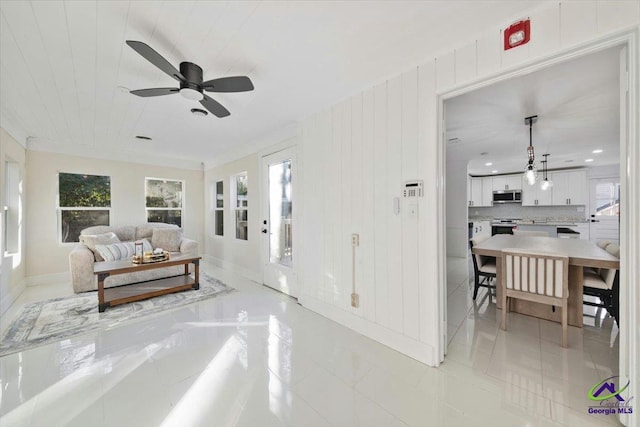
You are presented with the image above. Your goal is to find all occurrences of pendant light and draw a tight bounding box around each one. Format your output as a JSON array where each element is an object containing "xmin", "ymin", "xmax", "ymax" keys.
[
  {"xmin": 523, "ymin": 115, "xmax": 538, "ymax": 186},
  {"xmin": 540, "ymin": 153, "xmax": 553, "ymax": 191}
]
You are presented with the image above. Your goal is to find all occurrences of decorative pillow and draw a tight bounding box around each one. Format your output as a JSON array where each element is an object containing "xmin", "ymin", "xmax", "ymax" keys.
[
  {"xmin": 135, "ymin": 223, "xmax": 179, "ymax": 240},
  {"xmin": 151, "ymin": 228, "xmax": 183, "ymax": 252},
  {"xmin": 79, "ymin": 232, "xmax": 120, "ymax": 262},
  {"xmin": 95, "ymin": 239, "xmax": 153, "ymax": 262}
]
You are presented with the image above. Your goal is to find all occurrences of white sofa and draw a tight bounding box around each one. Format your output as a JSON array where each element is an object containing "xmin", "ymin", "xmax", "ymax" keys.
[{"xmin": 69, "ymin": 223, "xmax": 198, "ymax": 293}]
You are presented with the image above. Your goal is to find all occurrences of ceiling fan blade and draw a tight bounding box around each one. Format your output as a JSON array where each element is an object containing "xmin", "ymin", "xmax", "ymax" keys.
[
  {"xmin": 201, "ymin": 76, "xmax": 254, "ymax": 93},
  {"xmin": 130, "ymin": 88, "xmax": 179, "ymax": 97},
  {"xmin": 200, "ymin": 94, "xmax": 230, "ymax": 118},
  {"xmin": 126, "ymin": 40, "xmax": 185, "ymax": 82}
]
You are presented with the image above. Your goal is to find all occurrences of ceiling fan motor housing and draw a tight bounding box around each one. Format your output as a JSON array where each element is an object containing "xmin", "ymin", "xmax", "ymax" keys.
[{"xmin": 179, "ymin": 62, "xmax": 203, "ymax": 91}]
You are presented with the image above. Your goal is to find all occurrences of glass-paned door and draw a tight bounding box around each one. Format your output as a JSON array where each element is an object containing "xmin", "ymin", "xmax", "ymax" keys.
[
  {"xmin": 261, "ymin": 148, "xmax": 297, "ymax": 297},
  {"xmin": 589, "ymin": 178, "xmax": 620, "ymax": 244}
]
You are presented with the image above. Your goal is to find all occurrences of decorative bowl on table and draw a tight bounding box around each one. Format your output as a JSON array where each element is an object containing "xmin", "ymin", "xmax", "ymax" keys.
[{"xmin": 133, "ymin": 249, "xmax": 170, "ymax": 264}]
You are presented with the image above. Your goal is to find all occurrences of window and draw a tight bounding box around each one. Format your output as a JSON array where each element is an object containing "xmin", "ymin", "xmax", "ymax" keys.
[
  {"xmin": 213, "ymin": 180, "xmax": 224, "ymax": 236},
  {"xmin": 231, "ymin": 172, "xmax": 248, "ymax": 240},
  {"xmin": 145, "ymin": 178, "xmax": 183, "ymax": 227},
  {"xmin": 58, "ymin": 173, "xmax": 111, "ymax": 243},
  {"xmin": 4, "ymin": 160, "xmax": 20, "ymax": 254}
]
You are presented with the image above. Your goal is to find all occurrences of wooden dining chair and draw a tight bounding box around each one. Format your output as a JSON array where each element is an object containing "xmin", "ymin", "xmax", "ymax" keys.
[
  {"xmin": 583, "ymin": 243, "xmax": 620, "ymax": 325},
  {"xmin": 501, "ymin": 249, "xmax": 570, "ymax": 347},
  {"xmin": 469, "ymin": 236, "xmax": 497, "ymax": 300},
  {"xmin": 512, "ymin": 230, "xmax": 549, "ymax": 237}
]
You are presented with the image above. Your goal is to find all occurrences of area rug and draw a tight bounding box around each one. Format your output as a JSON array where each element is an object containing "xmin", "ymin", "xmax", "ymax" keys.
[{"xmin": 0, "ymin": 273, "xmax": 234, "ymax": 357}]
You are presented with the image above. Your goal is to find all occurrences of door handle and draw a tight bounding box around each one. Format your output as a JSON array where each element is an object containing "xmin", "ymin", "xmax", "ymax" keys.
[
  {"xmin": 590, "ymin": 219, "xmax": 600, "ymax": 223},
  {"xmin": 261, "ymin": 228, "xmax": 268, "ymax": 234}
]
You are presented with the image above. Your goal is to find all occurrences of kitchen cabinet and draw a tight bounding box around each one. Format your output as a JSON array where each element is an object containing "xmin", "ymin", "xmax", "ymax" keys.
[
  {"xmin": 565, "ymin": 223, "xmax": 590, "ymax": 240},
  {"xmin": 492, "ymin": 174, "xmax": 522, "ymax": 192},
  {"xmin": 469, "ymin": 177, "xmax": 492, "ymax": 207},
  {"xmin": 472, "ymin": 220, "xmax": 491, "ymax": 238},
  {"xmin": 551, "ymin": 170, "xmax": 587, "ymax": 205},
  {"xmin": 516, "ymin": 224, "xmax": 558, "ymax": 237},
  {"xmin": 522, "ymin": 176, "xmax": 552, "ymax": 206}
]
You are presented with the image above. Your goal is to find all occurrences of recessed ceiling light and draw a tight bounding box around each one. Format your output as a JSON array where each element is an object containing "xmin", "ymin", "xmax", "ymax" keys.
[
  {"xmin": 592, "ymin": 149, "xmax": 603, "ymax": 154},
  {"xmin": 485, "ymin": 162, "xmax": 493, "ymax": 166},
  {"xmin": 135, "ymin": 135, "xmax": 152, "ymax": 141},
  {"xmin": 491, "ymin": 170, "xmax": 498, "ymax": 174},
  {"xmin": 190, "ymin": 108, "xmax": 208, "ymax": 117},
  {"xmin": 585, "ymin": 158, "xmax": 594, "ymax": 163}
]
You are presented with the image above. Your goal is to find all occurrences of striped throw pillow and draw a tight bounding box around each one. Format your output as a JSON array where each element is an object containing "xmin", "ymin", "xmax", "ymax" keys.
[{"xmin": 95, "ymin": 239, "xmax": 152, "ymax": 262}]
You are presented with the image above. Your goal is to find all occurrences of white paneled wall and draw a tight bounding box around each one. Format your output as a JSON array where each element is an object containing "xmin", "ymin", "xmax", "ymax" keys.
[
  {"xmin": 298, "ymin": 1, "xmax": 638, "ymax": 365},
  {"xmin": 301, "ymin": 62, "xmax": 440, "ymax": 361}
]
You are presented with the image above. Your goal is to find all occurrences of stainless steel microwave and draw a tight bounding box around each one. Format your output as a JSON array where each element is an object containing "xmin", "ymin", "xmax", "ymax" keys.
[{"xmin": 492, "ymin": 190, "xmax": 522, "ymax": 204}]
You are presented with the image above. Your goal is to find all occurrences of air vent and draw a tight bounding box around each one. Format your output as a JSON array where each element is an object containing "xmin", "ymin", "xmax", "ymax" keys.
[{"xmin": 135, "ymin": 135, "xmax": 152, "ymax": 141}]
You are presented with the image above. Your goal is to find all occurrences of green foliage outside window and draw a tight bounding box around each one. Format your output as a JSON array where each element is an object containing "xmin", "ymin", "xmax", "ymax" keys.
[
  {"xmin": 59, "ymin": 173, "xmax": 111, "ymax": 207},
  {"xmin": 58, "ymin": 173, "xmax": 111, "ymax": 242}
]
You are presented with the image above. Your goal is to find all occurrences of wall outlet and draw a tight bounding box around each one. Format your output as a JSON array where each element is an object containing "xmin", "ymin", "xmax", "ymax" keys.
[
  {"xmin": 351, "ymin": 233, "xmax": 360, "ymax": 247},
  {"xmin": 351, "ymin": 293, "xmax": 360, "ymax": 307}
]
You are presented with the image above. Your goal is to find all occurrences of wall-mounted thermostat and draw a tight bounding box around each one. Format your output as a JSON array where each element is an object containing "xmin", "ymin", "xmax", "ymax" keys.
[{"xmin": 403, "ymin": 180, "xmax": 423, "ymax": 198}]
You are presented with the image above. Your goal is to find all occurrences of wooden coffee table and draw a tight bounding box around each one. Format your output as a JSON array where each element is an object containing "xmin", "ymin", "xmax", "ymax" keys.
[{"xmin": 93, "ymin": 254, "xmax": 201, "ymax": 312}]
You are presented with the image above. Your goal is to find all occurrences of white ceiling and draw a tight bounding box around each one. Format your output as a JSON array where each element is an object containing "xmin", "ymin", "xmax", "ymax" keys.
[
  {"xmin": 446, "ymin": 46, "xmax": 621, "ymax": 176},
  {"xmin": 0, "ymin": 0, "xmax": 545, "ymax": 168}
]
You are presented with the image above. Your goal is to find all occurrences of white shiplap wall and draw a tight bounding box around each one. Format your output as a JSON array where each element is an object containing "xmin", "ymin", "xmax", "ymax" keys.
[{"xmin": 298, "ymin": 1, "xmax": 639, "ymax": 365}]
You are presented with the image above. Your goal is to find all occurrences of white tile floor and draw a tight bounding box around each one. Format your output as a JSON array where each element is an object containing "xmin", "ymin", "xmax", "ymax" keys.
[{"xmin": 0, "ymin": 260, "xmax": 621, "ymax": 427}]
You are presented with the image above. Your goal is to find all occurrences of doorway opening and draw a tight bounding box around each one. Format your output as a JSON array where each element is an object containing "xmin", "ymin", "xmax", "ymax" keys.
[{"xmin": 438, "ymin": 31, "xmax": 637, "ymax": 427}]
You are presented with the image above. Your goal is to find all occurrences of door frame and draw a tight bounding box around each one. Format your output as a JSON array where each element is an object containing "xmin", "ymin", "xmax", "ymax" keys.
[
  {"xmin": 259, "ymin": 145, "xmax": 299, "ymax": 297},
  {"xmin": 436, "ymin": 29, "xmax": 638, "ymax": 426}
]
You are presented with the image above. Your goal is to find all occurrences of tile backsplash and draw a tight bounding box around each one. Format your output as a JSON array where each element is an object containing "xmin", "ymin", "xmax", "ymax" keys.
[{"xmin": 468, "ymin": 204, "xmax": 587, "ymax": 221}]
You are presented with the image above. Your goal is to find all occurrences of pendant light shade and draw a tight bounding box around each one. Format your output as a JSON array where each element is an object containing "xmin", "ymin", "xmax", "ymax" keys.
[
  {"xmin": 540, "ymin": 153, "xmax": 553, "ymax": 190},
  {"xmin": 523, "ymin": 115, "xmax": 538, "ymax": 186}
]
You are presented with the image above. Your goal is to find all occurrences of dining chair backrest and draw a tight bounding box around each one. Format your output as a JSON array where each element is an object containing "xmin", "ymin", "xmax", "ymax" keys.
[
  {"xmin": 598, "ymin": 243, "xmax": 620, "ymax": 289},
  {"xmin": 503, "ymin": 249, "xmax": 569, "ymax": 298},
  {"xmin": 470, "ymin": 235, "xmax": 491, "ymax": 266},
  {"xmin": 605, "ymin": 243, "xmax": 620, "ymax": 258},
  {"xmin": 597, "ymin": 240, "xmax": 613, "ymax": 249},
  {"xmin": 513, "ymin": 230, "xmax": 549, "ymax": 237}
]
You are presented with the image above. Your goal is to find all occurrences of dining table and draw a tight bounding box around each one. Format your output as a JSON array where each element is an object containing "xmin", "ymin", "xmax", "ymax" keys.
[{"xmin": 471, "ymin": 235, "xmax": 620, "ymax": 327}]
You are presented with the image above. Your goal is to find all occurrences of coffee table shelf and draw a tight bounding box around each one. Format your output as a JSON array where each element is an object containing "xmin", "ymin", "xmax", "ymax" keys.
[{"xmin": 94, "ymin": 255, "xmax": 201, "ymax": 312}]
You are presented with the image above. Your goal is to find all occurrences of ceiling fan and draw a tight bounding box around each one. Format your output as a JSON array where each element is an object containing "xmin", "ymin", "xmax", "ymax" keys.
[{"xmin": 126, "ymin": 40, "xmax": 254, "ymax": 118}]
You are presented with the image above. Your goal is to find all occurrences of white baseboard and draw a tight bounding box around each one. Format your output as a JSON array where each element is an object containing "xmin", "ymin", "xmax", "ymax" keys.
[
  {"xmin": 300, "ymin": 294, "xmax": 438, "ymax": 367},
  {"xmin": 202, "ymin": 254, "xmax": 261, "ymax": 283},
  {"xmin": 25, "ymin": 272, "xmax": 71, "ymax": 287},
  {"xmin": 0, "ymin": 279, "xmax": 25, "ymax": 317}
]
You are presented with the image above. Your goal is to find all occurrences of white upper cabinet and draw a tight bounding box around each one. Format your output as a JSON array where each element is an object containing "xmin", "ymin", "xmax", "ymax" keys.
[
  {"xmin": 491, "ymin": 174, "xmax": 522, "ymax": 192},
  {"xmin": 522, "ymin": 176, "xmax": 553, "ymax": 206},
  {"xmin": 469, "ymin": 177, "xmax": 492, "ymax": 207},
  {"xmin": 506, "ymin": 175, "xmax": 522, "ymax": 191},
  {"xmin": 550, "ymin": 170, "xmax": 588, "ymax": 205},
  {"xmin": 481, "ymin": 177, "xmax": 493, "ymax": 206}
]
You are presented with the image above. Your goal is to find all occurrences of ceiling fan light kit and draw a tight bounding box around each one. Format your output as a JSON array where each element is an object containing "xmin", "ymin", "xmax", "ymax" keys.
[
  {"xmin": 190, "ymin": 108, "xmax": 208, "ymax": 117},
  {"xmin": 523, "ymin": 115, "xmax": 538, "ymax": 186},
  {"xmin": 126, "ymin": 40, "xmax": 254, "ymax": 118}
]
